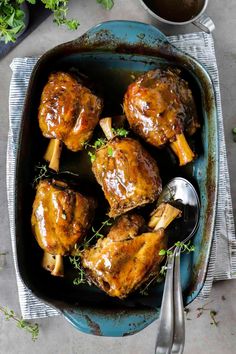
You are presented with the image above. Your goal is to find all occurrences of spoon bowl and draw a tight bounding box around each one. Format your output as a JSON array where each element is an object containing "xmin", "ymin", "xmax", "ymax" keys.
[{"xmin": 158, "ymin": 177, "xmax": 200, "ymax": 247}]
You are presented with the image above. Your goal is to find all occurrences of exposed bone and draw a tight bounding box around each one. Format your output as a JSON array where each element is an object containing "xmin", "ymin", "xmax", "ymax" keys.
[
  {"xmin": 42, "ymin": 252, "xmax": 56, "ymax": 272},
  {"xmin": 51, "ymin": 255, "xmax": 64, "ymax": 277},
  {"xmin": 42, "ymin": 252, "xmax": 64, "ymax": 277},
  {"xmin": 170, "ymin": 133, "xmax": 195, "ymax": 166},
  {"xmin": 148, "ymin": 202, "xmax": 182, "ymax": 231},
  {"xmin": 44, "ymin": 138, "xmax": 62, "ymax": 172},
  {"xmin": 99, "ymin": 117, "xmax": 115, "ymax": 140}
]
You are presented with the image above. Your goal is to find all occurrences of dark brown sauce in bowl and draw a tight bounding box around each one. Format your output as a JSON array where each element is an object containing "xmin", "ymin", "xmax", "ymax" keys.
[{"xmin": 143, "ymin": 0, "xmax": 204, "ymax": 23}]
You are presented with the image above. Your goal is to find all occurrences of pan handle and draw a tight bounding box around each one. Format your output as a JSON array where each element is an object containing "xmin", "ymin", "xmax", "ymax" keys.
[{"xmin": 73, "ymin": 20, "xmax": 170, "ymax": 50}]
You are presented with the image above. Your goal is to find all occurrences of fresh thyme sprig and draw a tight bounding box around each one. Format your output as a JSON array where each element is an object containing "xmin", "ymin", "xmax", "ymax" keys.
[
  {"xmin": 158, "ymin": 241, "xmax": 195, "ymax": 257},
  {"xmin": 84, "ymin": 138, "xmax": 107, "ymax": 151},
  {"xmin": 112, "ymin": 127, "xmax": 129, "ymax": 137},
  {"xmin": 83, "ymin": 219, "xmax": 112, "ymax": 248},
  {"xmin": 32, "ymin": 163, "xmax": 51, "ymax": 187},
  {"xmin": 88, "ymin": 151, "xmax": 96, "ymax": 163},
  {"xmin": 93, "ymin": 138, "xmax": 107, "ymax": 149},
  {"xmin": 85, "ymin": 127, "xmax": 129, "ymax": 163},
  {"xmin": 84, "ymin": 138, "xmax": 107, "ymax": 163},
  {"xmin": 139, "ymin": 275, "xmax": 161, "ymax": 296},
  {"xmin": 0, "ymin": 306, "xmax": 39, "ymax": 341},
  {"xmin": 196, "ymin": 301, "xmax": 219, "ymax": 326},
  {"xmin": 69, "ymin": 253, "xmax": 87, "ymax": 286},
  {"xmin": 70, "ymin": 219, "xmax": 113, "ymax": 285},
  {"xmin": 139, "ymin": 241, "xmax": 195, "ymax": 296}
]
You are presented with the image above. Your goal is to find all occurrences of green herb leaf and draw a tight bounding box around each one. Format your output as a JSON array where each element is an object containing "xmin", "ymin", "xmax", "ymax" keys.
[
  {"xmin": 210, "ymin": 310, "xmax": 219, "ymax": 326},
  {"xmin": 83, "ymin": 219, "xmax": 112, "ymax": 248},
  {"xmin": 41, "ymin": 0, "xmax": 79, "ymax": 30},
  {"xmin": 108, "ymin": 146, "xmax": 113, "ymax": 157},
  {"xmin": 70, "ymin": 220, "xmax": 112, "ymax": 285},
  {"xmin": 0, "ymin": 306, "xmax": 39, "ymax": 341},
  {"xmin": 160, "ymin": 266, "xmax": 168, "ymax": 275},
  {"xmin": 112, "ymin": 127, "xmax": 129, "ymax": 137},
  {"xmin": 139, "ymin": 240, "xmax": 195, "ymax": 296},
  {"xmin": 97, "ymin": 0, "xmax": 114, "ymax": 10},
  {"xmin": 159, "ymin": 249, "xmax": 166, "ymax": 256},
  {"xmin": 94, "ymin": 138, "xmax": 107, "ymax": 149},
  {"xmin": 88, "ymin": 151, "xmax": 96, "ymax": 163},
  {"xmin": 32, "ymin": 163, "xmax": 51, "ymax": 187},
  {"xmin": 69, "ymin": 255, "xmax": 87, "ymax": 285}
]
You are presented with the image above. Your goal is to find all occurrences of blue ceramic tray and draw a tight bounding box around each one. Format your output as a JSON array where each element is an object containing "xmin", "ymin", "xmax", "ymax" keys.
[{"xmin": 15, "ymin": 21, "xmax": 218, "ymax": 336}]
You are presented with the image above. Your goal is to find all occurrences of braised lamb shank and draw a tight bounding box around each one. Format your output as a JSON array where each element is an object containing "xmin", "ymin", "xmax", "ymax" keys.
[
  {"xmin": 82, "ymin": 203, "xmax": 181, "ymax": 298},
  {"xmin": 38, "ymin": 72, "xmax": 103, "ymax": 171},
  {"xmin": 91, "ymin": 117, "xmax": 162, "ymax": 217},
  {"xmin": 124, "ymin": 69, "xmax": 200, "ymax": 166},
  {"xmin": 31, "ymin": 179, "xmax": 96, "ymax": 276}
]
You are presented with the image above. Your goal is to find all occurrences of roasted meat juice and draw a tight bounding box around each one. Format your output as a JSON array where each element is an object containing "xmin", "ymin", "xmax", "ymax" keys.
[{"xmin": 144, "ymin": 0, "xmax": 204, "ymax": 22}]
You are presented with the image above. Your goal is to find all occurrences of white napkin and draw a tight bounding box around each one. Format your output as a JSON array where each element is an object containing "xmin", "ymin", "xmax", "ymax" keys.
[{"xmin": 7, "ymin": 32, "xmax": 236, "ymax": 319}]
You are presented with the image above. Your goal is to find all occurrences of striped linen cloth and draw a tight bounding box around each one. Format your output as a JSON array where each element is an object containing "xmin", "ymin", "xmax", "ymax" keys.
[{"xmin": 7, "ymin": 32, "xmax": 236, "ymax": 319}]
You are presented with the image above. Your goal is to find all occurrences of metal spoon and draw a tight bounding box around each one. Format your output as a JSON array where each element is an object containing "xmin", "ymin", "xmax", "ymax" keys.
[{"xmin": 155, "ymin": 177, "xmax": 200, "ymax": 354}]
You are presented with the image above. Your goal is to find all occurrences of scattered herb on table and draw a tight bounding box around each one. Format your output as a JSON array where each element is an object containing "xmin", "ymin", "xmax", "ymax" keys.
[
  {"xmin": 196, "ymin": 301, "xmax": 219, "ymax": 326},
  {"xmin": 0, "ymin": 0, "xmax": 114, "ymax": 43},
  {"xmin": 196, "ymin": 300, "xmax": 213, "ymax": 318},
  {"xmin": 41, "ymin": 0, "xmax": 79, "ymax": 29},
  {"xmin": 0, "ymin": 253, "xmax": 38, "ymax": 339},
  {"xmin": 210, "ymin": 310, "xmax": 219, "ymax": 326},
  {"xmin": 232, "ymin": 127, "xmax": 236, "ymax": 142},
  {"xmin": 0, "ymin": 251, "xmax": 7, "ymax": 270},
  {"xmin": 0, "ymin": 305, "xmax": 39, "ymax": 341},
  {"xmin": 97, "ymin": 0, "xmax": 114, "ymax": 10},
  {"xmin": 184, "ymin": 308, "xmax": 192, "ymax": 320}
]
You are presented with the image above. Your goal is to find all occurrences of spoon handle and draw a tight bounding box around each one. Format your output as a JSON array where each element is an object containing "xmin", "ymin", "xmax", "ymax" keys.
[
  {"xmin": 171, "ymin": 247, "xmax": 185, "ymax": 354},
  {"xmin": 155, "ymin": 253, "xmax": 175, "ymax": 354}
]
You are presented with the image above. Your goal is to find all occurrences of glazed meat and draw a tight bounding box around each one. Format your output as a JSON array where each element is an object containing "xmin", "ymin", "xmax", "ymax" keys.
[
  {"xmin": 82, "ymin": 213, "xmax": 166, "ymax": 298},
  {"xmin": 31, "ymin": 179, "xmax": 96, "ymax": 276},
  {"xmin": 38, "ymin": 71, "xmax": 103, "ymax": 171},
  {"xmin": 82, "ymin": 204, "xmax": 181, "ymax": 298},
  {"xmin": 124, "ymin": 69, "xmax": 200, "ymax": 166},
  {"xmin": 92, "ymin": 118, "xmax": 162, "ymax": 217}
]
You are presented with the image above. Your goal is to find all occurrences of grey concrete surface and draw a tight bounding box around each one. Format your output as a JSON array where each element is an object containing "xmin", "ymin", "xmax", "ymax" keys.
[{"xmin": 0, "ymin": 1, "xmax": 236, "ymax": 353}]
